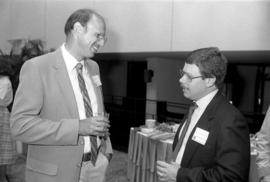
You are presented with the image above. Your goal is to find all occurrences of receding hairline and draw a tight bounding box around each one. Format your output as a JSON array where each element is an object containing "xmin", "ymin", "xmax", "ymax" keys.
[{"xmin": 64, "ymin": 8, "xmax": 106, "ymax": 36}]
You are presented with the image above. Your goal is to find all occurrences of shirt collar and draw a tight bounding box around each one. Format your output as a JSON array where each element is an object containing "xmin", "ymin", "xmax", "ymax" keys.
[
  {"xmin": 195, "ymin": 89, "xmax": 218, "ymax": 110},
  {"xmin": 61, "ymin": 43, "xmax": 84, "ymax": 72}
]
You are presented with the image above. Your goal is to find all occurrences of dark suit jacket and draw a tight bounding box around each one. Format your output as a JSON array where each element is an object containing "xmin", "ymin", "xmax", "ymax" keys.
[
  {"xmin": 10, "ymin": 48, "xmax": 112, "ymax": 182},
  {"xmin": 172, "ymin": 92, "xmax": 250, "ymax": 182}
]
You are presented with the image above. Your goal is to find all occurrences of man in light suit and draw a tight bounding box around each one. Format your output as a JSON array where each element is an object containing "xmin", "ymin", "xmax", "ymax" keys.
[
  {"xmin": 157, "ymin": 47, "xmax": 250, "ymax": 182},
  {"xmin": 10, "ymin": 8, "xmax": 112, "ymax": 182}
]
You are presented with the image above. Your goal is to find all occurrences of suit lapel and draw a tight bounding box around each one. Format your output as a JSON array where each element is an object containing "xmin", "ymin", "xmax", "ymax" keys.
[
  {"xmin": 53, "ymin": 49, "xmax": 79, "ymax": 118},
  {"xmin": 180, "ymin": 92, "xmax": 223, "ymax": 166}
]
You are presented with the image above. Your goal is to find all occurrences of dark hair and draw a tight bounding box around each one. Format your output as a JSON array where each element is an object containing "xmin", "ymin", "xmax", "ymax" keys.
[
  {"xmin": 185, "ymin": 47, "xmax": 227, "ymax": 88},
  {"xmin": 64, "ymin": 8, "xmax": 104, "ymax": 36},
  {"xmin": 0, "ymin": 56, "xmax": 17, "ymax": 76}
]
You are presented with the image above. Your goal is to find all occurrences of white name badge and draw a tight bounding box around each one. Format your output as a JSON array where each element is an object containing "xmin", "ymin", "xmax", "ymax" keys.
[
  {"xmin": 192, "ymin": 127, "xmax": 209, "ymax": 145},
  {"xmin": 92, "ymin": 75, "xmax": 102, "ymax": 86}
]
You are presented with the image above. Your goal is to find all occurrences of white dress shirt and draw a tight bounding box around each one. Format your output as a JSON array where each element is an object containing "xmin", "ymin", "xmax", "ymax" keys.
[
  {"xmin": 175, "ymin": 89, "xmax": 218, "ymax": 164},
  {"xmin": 61, "ymin": 44, "xmax": 100, "ymax": 153}
]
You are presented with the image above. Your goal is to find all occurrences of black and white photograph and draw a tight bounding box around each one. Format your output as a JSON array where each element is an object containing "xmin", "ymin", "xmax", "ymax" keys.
[{"xmin": 0, "ymin": 0, "xmax": 270, "ymax": 182}]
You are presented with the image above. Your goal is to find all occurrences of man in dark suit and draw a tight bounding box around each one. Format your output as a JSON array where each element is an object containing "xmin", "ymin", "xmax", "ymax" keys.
[
  {"xmin": 11, "ymin": 9, "xmax": 112, "ymax": 182},
  {"xmin": 157, "ymin": 47, "xmax": 250, "ymax": 182}
]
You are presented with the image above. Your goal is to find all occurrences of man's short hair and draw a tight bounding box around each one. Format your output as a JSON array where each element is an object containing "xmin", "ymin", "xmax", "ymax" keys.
[
  {"xmin": 64, "ymin": 8, "xmax": 104, "ymax": 36},
  {"xmin": 185, "ymin": 47, "xmax": 228, "ymax": 88}
]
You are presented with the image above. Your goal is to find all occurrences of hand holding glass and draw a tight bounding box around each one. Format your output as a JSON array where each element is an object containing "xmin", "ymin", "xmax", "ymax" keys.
[{"xmin": 94, "ymin": 112, "xmax": 110, "ymax": 138}]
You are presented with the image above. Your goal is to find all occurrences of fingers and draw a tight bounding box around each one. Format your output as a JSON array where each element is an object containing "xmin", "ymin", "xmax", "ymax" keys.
[
  {"xmin": 157, "ymin": 168, "xmax": 167, "ymax": 181},
  {"xmin": 90, "ymin": 117, "xmax": 110, "ymax": 128},
  {"xmin": 90, "ymin": 126, "xmax": 109, "ymax": 137},
  {"xmin": 156, "ymin": 160, "xmax": 171, "ymax": 181},
  {"xmin": 79, "ymin": 117, "xmax": 110, "ymax": 136},
  {"xmin": 95, "ymin": 122, "xmax": 110, "ymax": 134},
  {"xmin": 89, "ymin": 117, "xmax": 110, "ymax": 137},
  {"xmin": 156, "ymin": 161, "xmax": 166, "ymax": 176},
  {"xmin": 95, "ymin": 115, "xmax": 110, "ymax": 123},
  {"xmin": 156, "ymin": 168, "xmax": 163, "ymax": 176},
  {"xmin": 157, "ymin": 160, "xmax": 169, "ymax": 168},
  {"xmin": 156, "ymin": 171, "xmax": 164, "ymax": 180}
]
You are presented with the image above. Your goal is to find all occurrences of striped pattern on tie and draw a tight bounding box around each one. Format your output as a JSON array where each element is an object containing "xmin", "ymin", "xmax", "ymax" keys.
[{"xmin": 76, "ymin": 63, "xmax": 98, "ymax": 166}]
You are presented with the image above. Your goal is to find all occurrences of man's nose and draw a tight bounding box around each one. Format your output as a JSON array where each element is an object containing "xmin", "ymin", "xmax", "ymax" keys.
[{"xmin": 179, "ymin": 75, "xmax": 185, "ymax": 83}]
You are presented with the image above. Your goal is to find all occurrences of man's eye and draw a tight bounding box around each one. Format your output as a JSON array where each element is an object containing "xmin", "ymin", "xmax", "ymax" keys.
[{"xmin": 96, "ymin": 33, "xmax": 104, "ymax": 38}]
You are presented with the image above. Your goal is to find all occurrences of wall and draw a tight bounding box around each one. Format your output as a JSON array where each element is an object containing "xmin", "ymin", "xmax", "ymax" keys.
[
  {"xmin": 1, "ymin": 0, "xmax": 269, "ymax": 116},
  {"xmin": 1, "ymin": 0, "xmax": 270, "ymax": 52},
  {"xmin": 0, "ymin": 1, "xmax": 11, "ymax": 53},
  {"xmin": 172, "ymin": 1, "xmax": 270, "ymax": 51},
  {"xmin": 146, "ymin": 57, "xmax": 189, "ymax": 116},
  {"xmin": 94, "ymin": 0, "xmax": 173, "ymax": 52}
]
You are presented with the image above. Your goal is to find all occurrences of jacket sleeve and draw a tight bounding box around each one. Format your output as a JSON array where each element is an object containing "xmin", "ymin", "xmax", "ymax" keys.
[
  {"xmin": 256, "ymin": 106, "xmax": 270, "ymax": 178},
  {"xmin": 10, "ymin": 60, "xmax": 79, "ymax": 146}
]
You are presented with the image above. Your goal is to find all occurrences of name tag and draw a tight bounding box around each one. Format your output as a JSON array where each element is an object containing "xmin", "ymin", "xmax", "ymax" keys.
[
  {"xmin": 192, "ymin": 127, "xmax": 209, "ymax": 145},
  {"xmin": 92, "ymin": 75, "xmax": 102, "ymax": 86}
]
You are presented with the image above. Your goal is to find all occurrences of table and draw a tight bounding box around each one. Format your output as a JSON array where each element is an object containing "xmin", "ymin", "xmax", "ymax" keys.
[
  {"xmin": 127, "ymin": 127, "xmax": 174, "ymax": 182},
  {"xmin": 127, "ymin": 128, "xmax": 260, "ymax": 182}
]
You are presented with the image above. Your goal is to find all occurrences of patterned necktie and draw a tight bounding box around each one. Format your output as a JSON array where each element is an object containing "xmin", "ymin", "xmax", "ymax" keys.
[
  {"xmin": 76, "ymin": 63, "xmax": 98, "ymax": 166},
  {"xmin": 172, "ymin": 102, "xmax": 198, "ymax": 161}
]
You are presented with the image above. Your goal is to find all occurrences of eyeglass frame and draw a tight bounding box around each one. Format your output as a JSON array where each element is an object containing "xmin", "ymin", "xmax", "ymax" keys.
[
  {"xmin": 95, "ymin": 33, "xmax": 107, "ymax": 43},
  {"xmin": 179, "ymin": 69, "xmax": 204, "ymax": 82}
]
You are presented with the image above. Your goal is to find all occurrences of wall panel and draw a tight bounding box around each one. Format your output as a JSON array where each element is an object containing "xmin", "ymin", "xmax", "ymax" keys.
[
  {"xmin": 93, "ymin": 0, "xmax": 173, "ymax": 52},
  {"xmin": 172, "ymin": 1, "xmax": 270, "ymax": 51}
]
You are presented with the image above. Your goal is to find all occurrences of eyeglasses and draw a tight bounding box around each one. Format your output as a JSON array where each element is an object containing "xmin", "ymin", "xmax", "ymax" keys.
[
  {"xmin": 179, "ymin": 69, "xmax": 203, "ymax": 82},
  {"xmin": 96, "ymin": 33, "xmax": 107, "ymax": 43}
]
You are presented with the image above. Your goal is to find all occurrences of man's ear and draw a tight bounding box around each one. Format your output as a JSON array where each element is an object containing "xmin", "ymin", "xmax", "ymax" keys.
[
  {"xmin": 73, "ymin": 22, "xmax": 84, "ymax": 34},
  {"xmin": 206, "ymin": 77, "xmax": 216, "ymax": 88}
]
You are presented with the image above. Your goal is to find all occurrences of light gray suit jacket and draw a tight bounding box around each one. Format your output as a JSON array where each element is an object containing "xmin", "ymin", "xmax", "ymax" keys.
[{"xmin": 10, "ymin": 48, "xmax": 112, "ymax": 182}]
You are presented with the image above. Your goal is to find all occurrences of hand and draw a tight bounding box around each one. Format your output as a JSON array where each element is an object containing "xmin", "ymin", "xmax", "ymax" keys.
[
  {"xmin": 78, "ymin": 115, "xmax": 110, "ymax": 137},
  {"xmin": 156, "ymin": 160, "xmax": 179, "ymax": 182},
  {"xmin": 95, "ymin": 113, "xmax": 110, "ymax": 138},
  {"xmin": 261, "ymin": 175, "xmax": 270, "ymax": 182}
]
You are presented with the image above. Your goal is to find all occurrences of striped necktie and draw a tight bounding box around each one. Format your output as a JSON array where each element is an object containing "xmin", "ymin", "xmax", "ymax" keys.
[
  {"xmin": 76, "ymin": 63, "xmax": 98, "ymax": 166},
  {"xmin": 171, "ymin": 102, "xmax": 198, "ymax": 161}
]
